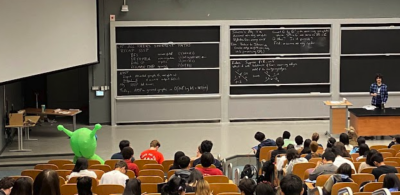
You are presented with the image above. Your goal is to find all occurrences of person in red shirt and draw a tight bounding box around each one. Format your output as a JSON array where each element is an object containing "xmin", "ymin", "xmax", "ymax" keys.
[
  {"xmin": 195, "ymin": 152, "xmax": 223, "ymax": 176},
  {"xmin": 122, "ymin": 146, "xmax": 139, "ymax": 176},
  {"xmin": 140, "ymin": 140, "xmax": 164, "ymax": 164}
]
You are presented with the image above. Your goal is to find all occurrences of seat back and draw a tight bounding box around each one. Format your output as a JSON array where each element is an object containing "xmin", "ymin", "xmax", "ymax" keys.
[
  {"xmin": 59, "ymin": 176, "xmax": 66, "ymax": 187},
  {"xmin": 396, "ymin": 167, "xmax": 400, "ymax": 173},
  {"xmin": 218, "ymin": 193, "xmax": 241, "ymax": 195},
  {"xmin": 381, "ymin": 152, "xmax": 393, "ymax": 159},
  {"xmin": 48, "ymin": 160, "xmax": 73, "ymax": 169},
  {"xmin": 259, "ymin": 146, "xmax": 278, "ymax": 162},
  {"xmin": 105, "ymin": 159, "xmax": 120, "ymax": 169},
  {"xmin": 56, "ymin": 170, "xmax": 71, "ymax": 180},
  {"xmin": 363, "ymin": 182, "xmax": 383, "ymax": 192},
  {"xmin": 93, "ymin": 184, "xmax": 125, "ymax": 195},
  {"xmin": 370, "ymin": 145, "xmax": 387, "ymax": 151},
  {"xmin": 353, "ymin": 193, "xmax": 372, "ymax": 195},
  {"xmin": 331, "ymin": 182, "xmax": 359, "ymax": 195},
  {"xmin": 384, "ymin": 157, "xmax": 400, "ymax": 167},
  {"xmin": 87, "ymin": 169, "xmax": 105, "ymax": 179},
  {"xmin": 209, "ymin": 183, "xmax": 239, "ymax": 195},
  {"xmin": 378, "ymin": 148, "xmax": 397, "ymax": 157},
  {"xmin": 162, "ymin": 160, "xmax": 174, "ymax": 173},
  {"xmin": 308, "ymin": 158, "xmax": 322, "ymax": 164},
  {"xmin": 384, "ymin": 161, "xmax": 399, "ymax": 167},
  {"xmin": 292, "ymin": 163, "xmax": 316, "ymax": 181},
  {"xmin": 89, "ymin": 164, "xmax": 112, "ymax": 172},
  {"xmin": 315, "ymin": 174, "xmax": 332, "ymax": 187},
  {"xmin": 353, "ymin": 162, "xmax": 362, "ymax": 173},
  {"xmin": 351, "ymin": 174, "xmax": 375, "ymax": 187},
  {"xmin": 351, "ymin": 153, "xmax": 360, "ymax": 162},
  {"xmin": 304, "ymin": 168, "xmax": 314, "ymax": 180},
  {"xmin": 34, "ymin": 164, "xmax": 59, "ymax": 170},
  {"xmin": 62, "ymin": 164, "xmax": 75, "ymax": 170},
  {"xmin": 195, "ymin": 164, "xmax": 216, "ymax": 169},
  {"xmin": 137, "ymin": 176, "xmax": 164, "ymax": 183},
  {"xmin": 141, "ymin": 183, "xmax": 159, "ymax": 193},
  {"xmin": 67, "ymin": 177, "xmax": 99, "ymax": 187},
  {"xmin": 126, "ymin": 170, "xmax": 136, "ymax": 178},
  {"xmin": 360, "ymin": 168, "xmax": 375, "ymax": 174},
  {"xmin": 204, "ymin": 175, "xmax": 229, "ymax": 183},
  {"xmin": 378, "ymin": 173, "xmax": 400, "ymax": 182},
  {"xmin": 135, "ymin": 160, "xmax": 158, "ymax": 170},
  {"xmin": 139, "ymin": 169, "xmax": 165, "ymax": 178},
  {"xmin": 21, "ymin": 169, "xmax": 42, "ymax": 180},
  {"xmin": 88, "ymin": 160, "xmax": 101, "ymax": 167},
  {"xmin": 143, "ymin": 164, "xmax": 164, "ymax": 171},
  {"xmin": 60, "ymin": 184, "xmax": 78, "ymax": 195},
  {"xmin": 390, "ymin": 145, "xmax": 400, "ymax": 153}
]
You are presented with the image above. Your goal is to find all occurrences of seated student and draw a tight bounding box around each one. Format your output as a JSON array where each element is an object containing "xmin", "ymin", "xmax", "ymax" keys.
[
  {"xmin": 195, "ymin": 179, "xmax": 212, "ymax": 195},
  {"xmin": 0, "ymin": 177, "xmax": 14, "ymax": 195},
  {"xmin": 100, "ymin": 160, "xmax": 129, "ymax": 187},
  {"xmin": 33, "ymin": 170, "xmax": 61, "ymax": 195},
  {"xmin": 305, "ymin": 141, "xmax": 322, "ymax": 161},
  {"xmin": 309, "ymin": 151, "xmax": 337, "ymax": 181},
  {"xmin": 280, "ymin": 174, "xmax": 304, "ymax": 195},
  {"xmin": 140, "ymin": 140, "xmax": 165, "ymax": 164},
  {"xmin": 77, "ymin": 177, "xmax": 94, "ymax": 195},
  {"xmin": 67, "ymin": 157, "xmax": 97, "ymax": 181},
  {"xmin": 335, "ymin": 142, "xmax": 351, "ymax": 158},
  {"xmin": 326, "ymin": 137, "xmax": 336, "ymax": 149},
  {"xmin": 300, "ymin": 139, "xmax": 312, "ymax": 154},
  {"xmin": 283, "ymin": 131, "xmax": 295, "ymax": 147},
  {"xmin": 312, "ymin": 133, "xmax": 323, "ymax": 148},
  {"xmin": 356, "ymin": 144, "xmax": 370, "ymax": 161},
  {"xmin": 253, "ymin": 132, "xmax": 276, "ymax": 161},
  {"xmin": 193, "ymin": 140, "xmax": 223, "ymax": 171},
  {"xmin": 10, "ymin": 177, "xmax": 32, "ymax": 195},
  {"xmin": 295, "ymin": 135, "xmax": 303, "ymax": 150},
  {"xmin": 350, "ymin": 137, "xmax": 366, "ymax": 154},
  {"xmin": 186, "ymin": 169, "xmax": 203, "ymax": 192},
  {"xmin": 258, "ymin": 159, "xmax": 279, "ymax": 191},
  {"xmin": 359, "ymin": 149, "xmax": 378, "ymax": 173},
  {"xmin": 122, "ymin": 147, "xmax": 139, "ymax": 177},
  {"xmin": 388, "ymin": 135, "xmax": 400, "ymax": 148},
  {"xmin": 255, "ymin": 182, "xmax": 275, "ymax": 195},
  {"xmin": 340, "ymin": 133, "xmax": 353, "ymax": 150},
  {"xmin": 195, "ymin": 152, "xmax": 223, "ymax": 176},
  {"xmin": 276, "ymin": 144, "xmax": 295, "ymax": 171},
  {"xmin": 371, "ymin": 153, "xmax": 398, "ymax": 180},
  {"xmin": 239, "ymin": 178, "xmax": 256, "ymax": 195},
  {"xmin": 123, "ymin": 178, "xmax": 141, "ymax": 195},
  {"xmin": 322, "ymin": 163, "xmax": 354, "ymax": 195},
  {"xmin": 332, "ymin": 143, "xmax": 356, "ymax": 173},
  {"xmin": 270, "ymin": 137, "xmax": 286, "ymax": 163},
  {"xmin": 169, "ymin": 156, "xmax": 191, "ymax": 181},
  {"xmin": 170, "ymin": 151, "xmax": 185, "ymax": 170},
  {"xmin": 111, "ymin": 140, "xmax": 134, "ymax": 162},
  {"xmin": 161, "ymin": 176, "xmax": 186, "ymax": 195},
  {"xmin": 383, "ymin": 173, "xmax": 400, "ymax": 192},
  {"xmin": 286, "ymin": 149, "xmax": 308, "ymax": 175}
]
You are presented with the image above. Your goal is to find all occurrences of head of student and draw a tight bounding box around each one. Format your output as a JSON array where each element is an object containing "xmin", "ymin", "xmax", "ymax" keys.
[
  {"xmin": 255, "ymin": 182, "xmax": 275, "ymax": 195},
  {"xmin": 283, "ymin": 131, "xmax": 291, "ymax": 140},
  {"xmin": 280, "ymin": 174, "xmax": 304, "ymax": 195},
  {"xmin": 295, "ymin": 136, "xmax": 303, "ymax": 146},
  {"xmin": 200, "ymin": 152, "xmax": 214, "ymax": 168},
  {"xmin": 161, "ymin": 176, "xmax": 186, "ymax": 195},
  {"xmin": 238, "ymin": 177, "xmax": 256, "ymax": 195},
  {"xmin": 287, "ymin": 144, "xmax": 295, "ymax": 150},
  {"xmin": 187, "ymin": 169, "xmax": 203, "ymax": 186},
  {"xmin": 0, "ymin": 177, "xmax": 15, "ymax": 195},
  {"xmin": 123, "ymin": 178, "xmax": 141, "ymax": 195},
  {"xmin": 150, "ymin": 140, "xmax": 161, "ymax": 150},
  {"xmin": 327, "ymin": 137, "xmax": 336, "ymax": 148},
  {"xmin": 200, "ymin": 140, "xmax": 213, "ymax": 154},
  {"xmin": 115, "ymin": 160, "xmax": 128, "ymax": 174},
  {"xmin": 357, "ymin": 137, "xmax": 366, "ymax": 146},
  {"xmin": 33, "ymin": 169, "xmax": 61, "ymax": 195},
  {"xmin": 178, "ymin": 156, "xmax": 190, "ymax": 169},
  {"xmin": 119, "ymin": 140, "xmax": 130, "ymax": 152},
  {"xmin": 276, "ymin": 137, "xmax": 284, "ymax": 149},
  {"xmin": 310, "ymin": 141, "xmax": 319, "ymax": 153},
  {"xmin": 376, "ymin": 73, "xmax": 383, "ymax": 84},
  {"xmin": 304, "ymin": 139, "xmax": 311, "ymax": 148},
  {"xmin": 396, "ymin": 136, "xmax": 400, "ymax": 144},
  {"xmin": 339, "ymin": 133, "xmax": 350, "ymax": 146},
  {"xmin": 77, "ymin": 177, "xmax": 93, "ymax": 195},
  {"xmin": 383, "ymin": 173, "xmax": 400, "ymax": 191},
  {"xmin": 322, "ymin": 151, "xmax": 335, "ymax": 164},
  {"xmin": 312, "ymin": 133, "xmax": 320, "ymax": 142},
  {"xmin": 371, "ymin": 153, "xmax": 384, "ymax": 166},
  {"xmin": 10, "ymin": 177, "xmax": 32, "ymax": 195},
  {"xmin": 333, "ymin": 142, "xmax": 350, "ymax": 157},
  {"xmin": 336, "ymin": 163, "xmax": 352, "ymax": 178},
  {"xmin": 122, "ymin": 147, "xmax": 134, "ymax": 160},
  {"xmin": 366, "ymin": 149, "xmax": 379, "ymax": 166},
  {"xmin": 196, "ymin": 179, "xmax": 211, "ymax": 195},
  {"xmin": 286, "ymin": 149, "xmax": 300, "ymax": 162},
  {"xmin": 358, "ymin": 144, "xmax": 370, "ymax": 157},
  {"xmin": 254, "ymin": 132, "xmax": 266, "ymax": 142},
  {"xmin": 173, "ymin": 151, "xmax": 185, "ymax": 168},
  {"xmin": 72, "ymin": 157, "xmax": 89, "ymax": 173}
]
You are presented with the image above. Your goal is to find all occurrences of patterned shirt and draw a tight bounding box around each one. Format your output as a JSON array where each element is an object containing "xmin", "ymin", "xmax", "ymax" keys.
[{"xmin": 370, "ymin": 83, "xmax": 388, "ymax": 105}]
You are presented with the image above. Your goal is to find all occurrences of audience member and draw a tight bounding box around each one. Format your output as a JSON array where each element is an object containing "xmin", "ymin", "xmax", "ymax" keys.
[
  {"xmin": 356, "ymin": 144, "xmax": 370, "ymax": 161},
  {"xmin": 111, "ymin": 140, "xmax": 135, "ymax": 162},
  {"xmin": 335, "ymin": 142, "xmax": 351, "ymax": 157},
  {"xmin": 123, "ymin": 178, "xmax": 141, "ymax": 195},
  {"xmin": 305, "ymin": 141, "xmax": 322, "ymax": 160},
  {"xmin": 255, "ymin": 182, "xmax": 275, "ymax": 195},
  {"xmin": 196, "ymin": 152, "xmax": 223, "ymax": 175},
  {"xmin": 359, "ymin": 149, "xmax": 378, "ymax": 173},
  {"xmin": 0, "ymin": 177, "xmax": 14, "ymax": 195},
  {"xmin": 295, "ymin": 135, "xmax": 303, "ymax": 150},
  {"xmin": 122, "ymin": 147, "xmax": 139, "ymax": 176},
  {"xmin": 332, "ymin": 144, "xmax": 356, "ymax": 173},
  {"xmin": 169, "ymin": 156, "xmax": 191, "ymax": 181},
  {"xmin": 195, "ymin": 180, "xmax": 212, "ymax": 195},
  {"xmin": 161, "ymin": 176, "xmax": 186, "ymax": 195},
  {"xmin": 271, "ymin": 137, "xmax": 286, "ymax": 163},
  {"xmin": 258, "ymin": 160, "xmax": 279, "ymax": 189},
  {"xmin": 186, "ymin": 169, "xmax": 203, "ymax": 192},
  {"xmin": 253, "ymin": 132, "xmax": 276, "ymax": 161},
  {"xmin": 193, "ymin": 140, "xmax": 223, "ymax": 171},
  {"xmin": 309, "ymin": 151, "xmax": 337, "ymax": 181},
  {"xmin": 238, "ymin": 178, "xmax": 256, "ymax": 195},
  {"xmin": 68, "ymin": 157, "xmax": 97, "ymax": 181},
  {"xmin": 326, "ymin": 137, "xmax": 336, "ymax": 149},
  {"xmin": 100, "ymin": 160, "xmax": 129, "ymax": 187},
  {"xmin": 388, "ymin": 136, "xmax": 400, "ymax": 148},
  {"xmin": 33, "ymin": 169, "xmax": 61, "ymax": 195},
  {"xmin": 170, "ymin": 151, "xmax": 185, "ymax": 170},
  {"xmin": 286, "ymin": 149, "xmax": 308, "ymax": 174},
  {"xmin": 283, "ymin": 131, "xmax": 295, "ymax": 147},
  {"xmin": 287, "ymin": 144, "xmax": 295, "ymax": 150},
  {"xmin": 280, "ymin": 174, "xmax": 304, "ymax": 195},
  {"xmin": 77, "ymin": 177, "xmax": 93, "ymax": 195},
  {"xmin": 340, "ymin": 133, "xmax": 353, "ymax": 150},
  {"xmin": 350, "ymin": 137, "xmax": 366, "ymax": 154},
  {"xmin": 371, "ymin": 153, "xmax": 398, "ymax": 180},
  {"xmin": 140, "ymin": 140, "xmax": 165, "ymax": 164},
  {"xmin": 312, "ymin": 132, "xmax": 323, "ymax": 147},
  {"xmin": 322, "ymin": 163, "xmax": 354, "ymax": 195},
  {"xmin": 383, "ymin": 173, "xmax": 400, "ymax": 192},
  {"xmin": 10, "ymin": 177, "xmax": 32, "ymax": 195},
  {"xmin": 300, "ymin": 139, "xmax": 312, "ymax": 154}
]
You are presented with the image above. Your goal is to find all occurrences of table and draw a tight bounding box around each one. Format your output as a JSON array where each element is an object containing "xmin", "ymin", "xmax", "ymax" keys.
[
  {"xmin": 6, "ymin": 116, "xmax": 40, "ymax": 152},
  {"xmin": 324, "ymin": 101, "xmax": 353, "ymax": 135},
  {"xmin": 349, "ymin": 107, "xmax": 400, "ymax": 136},
  {"xmin": 24, "ymin": 108, "xmax": 82, "ymax": 130}
]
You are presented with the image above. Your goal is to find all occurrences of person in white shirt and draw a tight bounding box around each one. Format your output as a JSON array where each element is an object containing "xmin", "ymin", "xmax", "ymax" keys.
[
  {"xmin": 286, "ymin": 148, "xmax": 308, "ymax": 174},
  {"xmin": 100, "ymin": 160, "xmax": 129, "ymax": 187},
  {"xmin": 67, "ymin": 158, "xmax": 97, "ymax": 181},
  {"xmin": 332, "ymin": 144, "xmax": 356, "ymax": 173}
]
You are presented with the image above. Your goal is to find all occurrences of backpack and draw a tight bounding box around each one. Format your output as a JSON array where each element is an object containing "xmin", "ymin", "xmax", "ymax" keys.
[
  {"xmin": 359, "ymin": 180, "xmax": 373, "ymax": 192},
  {"xmin": 241, "ymin": 164, "xmax": 257, "ymax": 179}
]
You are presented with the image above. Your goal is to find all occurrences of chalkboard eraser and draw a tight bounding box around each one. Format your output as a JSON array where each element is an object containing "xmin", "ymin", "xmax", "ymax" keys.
[
  {"xmin": 310, "ymin": 92, "xmax": 321, "ymax": 94},
  {"xmin": 168, "ymin": 41, "xmax": 173, "ymax": 43},
  {"xmin": 390, "ymin": 25, "xmax": 395, "ymax": 28},
  {"xmin": 280, "ymin": 27, "xmax": 285, "ymax": 29}
]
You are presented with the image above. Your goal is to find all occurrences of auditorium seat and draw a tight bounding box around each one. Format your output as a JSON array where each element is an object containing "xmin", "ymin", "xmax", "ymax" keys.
[
  {"xmin": 48, "ymin": 160, "xmax": 73, "ymax": 169},
  {"xmin": 143, "ymin": 164, "xmax": 164, "ymax": 171},
  {"xmin": 137, "ymin": 176, "xmax": 164, "ymax": 183},
  {"xmin": 21, "ymin": 169, "xmax": 42, "ymax": 180},
  {"xmin": 105, "ymin": 159, "xmax": 119, "ymax": 169},
  {"xmin": 60, "ymin": 184, "xmax": 78, "ymax": 195},
  {"xmin": 209, "ymin": 183, "xmax": 239, "ymax": 195},
  {"xmin": 351, "ymin": 174, "xmax": 375, "ymax": 188},
  {"xmin": 89, "ymin": 164, "xmax": 111, "ymax": 172},
  {"xmin": 331, "ymin": 182, "xmax": 358, "ymax": 195},
  {"xmin": 363, "ymin": 182, "xmax": 383, "ymax": 192},
  {"xmin": 139, "ymin": 169, "xmax": 164, "ymax": 178},
  {"xmin": 134, "ymin": 160, "xmax": 158, "ymax": 170},
  {"xmin": 204, "ymin": 175, "xmax": 229, "ymax": 183},
  {"xmin": 93, "ymin": 184, "xmax": 125, "ymax": 195},
  {"xmin": 162, "ymin": 160, "xmax": 174, "ymax": 173},
  {"xmin": 34, "ymin": 164, "xmax": 59, "ymax": 170}
]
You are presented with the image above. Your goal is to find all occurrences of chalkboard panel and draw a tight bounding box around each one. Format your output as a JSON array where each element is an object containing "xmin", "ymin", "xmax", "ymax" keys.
[
  {"xmin": 117, "ymin": 44, "xmax": 219, "ymax": 69},
  {"xmin": 231, "ymin": 58, "xmax": 330, "ymax": 85},
  {"xmin": 230, "ymin": 29, "xmax": 330, "ymax": 55},
  {"xmin": 341, "ymin": 29, "xmax": 400, "ymax": 54},
  {"xmin": 340, "ymin": 56, "xmax": 400, "ymax": 92},
  {"xmin": 116, "ymin": 26, "xmax": 220, "ymax": 43},
  {"xmin": 117, "ymin": 70, "xmax": 219, "ymax": 95},
  {"xmin": 231, "ymin": 85, "xmax": 330, "ymax": 94}
]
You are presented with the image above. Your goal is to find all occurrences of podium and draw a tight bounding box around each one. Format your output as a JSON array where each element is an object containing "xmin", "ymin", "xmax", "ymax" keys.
[{"xmin": 324, "ymin": 101, "xmax": 353, "ymax": 135}]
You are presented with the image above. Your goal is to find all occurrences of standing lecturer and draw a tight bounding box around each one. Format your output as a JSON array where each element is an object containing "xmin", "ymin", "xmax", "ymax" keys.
[{"xmin": 370, "ymin": 73, "xmax": 388, "ymax": 109}]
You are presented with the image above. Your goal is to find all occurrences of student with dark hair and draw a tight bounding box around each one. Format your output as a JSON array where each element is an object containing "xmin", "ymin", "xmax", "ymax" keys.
[
  {"xmin": 196, "ymin": 152, "xmax": 223, "ymax": 175},
  {"xmin": 255, "ymin": 182, "xmax": 275, "ymax": 195},
  {"xmin": 123, "ymin": 178, "xmax": 141, "ymax": 195},
  {"xmin": 111, "ymin": 140, "xmax": 135, "ymax": 162},
  {"xmin": 122, "ymin": 147, "xmax": 139, "ymax": 176},
  {"xmin": 100, "ymin": 160, "xmax": 129, "ymax": 187},
  {"xmin": 295, "ymin": 135, "xmax": 303, "ymax": 150},
  {"xmin": 77, "ymin": 177, "xmax": 93, "ymax": 195},
  {"xmin": 370, "ymin": 73, "xmax": 388, "ymax": 109},
  {"xmin": 68, "ymin": 157, "xmax": 97, "ymax": 181},
  {"xmin": 383, "ymin": 173, "xmax": 400, "ymax": 192},
  {"xmin": 33, "ymin": 170, "xmax": 61, "ymax": 195},
  {"xmin": 287, "ymin": 144, "xmax": 295, "ymax": 150},
  {"xmin": 301, "ymin": 139, "xmax": 312, "ymax": 154},
  {"xmin": 280, "ymin": 174, "xmax": 304, "ymax": 195},
  {"xmin": 286, "ymin": 149, "xmax": 308, "ymax": 175},
  {"xmin": 305, "ymin": 141, "xmax": 322, "ymax": 161},
  {"xmin": 322, "ymin": 163, "xmax": 354, "ymax": 195},
  {"xmin": 170, "ymin": 151, "xmax": 185, "ymax": 170},
  {"xmin": 283, "ymin": 131, "xmax": 294, "ymax": 147},
  {"xmin": 350, "ymin": 137, "xmax": 366, "ymax": 154},
  {"xmin": 309, "ymin": 152, "xmax": 337, "ymax": 181},
  {"xmin": 340, "ymin": 133, "xmax": 353, "ymax": 150},
  {"xmin": 0, "ymin": 177, "xmax": 14, "ymax": 195},
  {"xmin": 326, "ymin": 137, "xmax": 336, "ymax": 149},
  {"xmin": 253, "ymin": 132, "xmax": 276, "ymax": 161},
  {"xmin": 371, "ymin": 153, "xmax": 398, "ymax": 180},
  {"xmin": 10, "ymin": 177, "xmax": 32, "ymax": 195},
  {"xmin": 356, "ymin": 144, "xmax": 370, "ymax": 161},
  {"xmin": 140, "ymin": 140, "xmax": 164, "ymax": 164},
  {"xmin": 332, "ymin": 143, "xmax": 356, "ymax": 173},
  {"xmin": 238, "ymin": 178, "xmax": 256, "ymax": 195},
  {"xmin": 359, "ymin": 149, "xmax": 378, "ymax": 173},
  {"xmin": 162, "ymin": 176, "xmax": 186, "ymax": 195},
  {"xmin": 169, "ymin": 156, "xmax": 191, "ymax": 182},
  {"xmin": 271, "ymin": 137, "xmax": 286, "ymax": 163},
  {"xmin": 186, "ymin": 169, "xmax": 203, "ymax": 192},
  {"xmin": 335, "ymin": 142, "xmax": 351, "ymax": 157},
  {"xmin": 193, "ymin": 140, "xmax": 223, "ymax": 171},
  {"xmin": 388, "ymin": 136, "xmax": 400, "ymax": 148}
]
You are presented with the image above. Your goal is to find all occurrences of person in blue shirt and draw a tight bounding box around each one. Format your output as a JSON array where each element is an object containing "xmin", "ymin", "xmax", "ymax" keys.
[
  {"xmin": 370, "ymin": 73, "xmax": 388, "ymax": 109},
  {"xmin": 111, "ymin": 140, "xmax": 135, "ymax": 162}
]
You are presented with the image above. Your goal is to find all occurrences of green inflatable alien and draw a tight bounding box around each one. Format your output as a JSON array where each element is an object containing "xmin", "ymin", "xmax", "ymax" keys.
[{"xmin": 57, "ymin": 124, "xmax": 104, "ymax": 164}]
